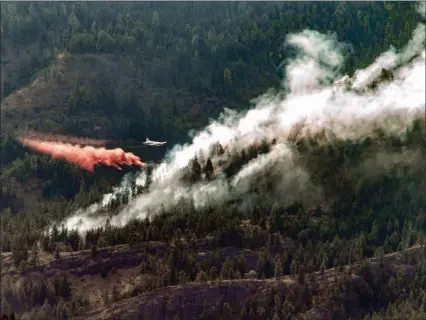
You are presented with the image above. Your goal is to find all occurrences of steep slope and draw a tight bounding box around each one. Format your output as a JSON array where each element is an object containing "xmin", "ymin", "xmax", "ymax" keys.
[
  {"xmin": 1, "ymin": 2, "xmax": 420, "ymax": 141},
  {"xmin": 1, "ymin": 242, "xmax": 424, "ymax": 320},
  {"xmin": 1, "ymin": 3, "xmax": 425, "ymax": 320},
  {"xmin": 0, "ymin": 2, "xmax": 421, "ymax": 218},
  {"xmin": 0, "ymin": 52, "xmax": 232, "ymax": 142}
]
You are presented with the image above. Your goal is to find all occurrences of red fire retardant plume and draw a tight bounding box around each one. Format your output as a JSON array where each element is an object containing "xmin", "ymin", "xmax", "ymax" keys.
[
  {"xmin": 17, "ymin": 137, "xmax": 147, "ymax": 172},
  {"xmin": 22, "ymin": 130, "xmax": 110, "ymax": 146}
]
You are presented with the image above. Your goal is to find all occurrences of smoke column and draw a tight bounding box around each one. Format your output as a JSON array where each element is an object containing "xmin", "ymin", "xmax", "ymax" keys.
[
  {"xmin": 58, "ymin": 3, "xmax": 425, "ymax": 234},
  {"xmin": 17, "ymin": 137, "xmax": 146, "ymax": 172}
]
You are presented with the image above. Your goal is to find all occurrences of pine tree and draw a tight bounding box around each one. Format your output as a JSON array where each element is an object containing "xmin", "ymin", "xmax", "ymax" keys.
[
  {"xmin": 290, "ymin": 259, "xmax": 298, "ymax": 276},
  {"xmin": 19, "ymin": 260, "xmax": 27, "ymax": 274},
  {"xmin": 270, "ymin": 203, "xmax": 281, "ymax": 232},
  {"xmin": 222, "ymin": 302, "xmax": 232, "ymax": 319},
  {"xmin": 200, "ymin": 299, "xmax": 209, "ymax": 319},
  {"xmin": 274, "ymin": 259, "xmax": 283, "ymax": 278},
  {"xmin": 55, "ymin": 246, "xmax": 61, "ymax": 260},
  {"xmin": 152, "ymin": 11, "xmax": 160, "ymax": 27},
  {"xmin": 224, "ymin": 68, "xmax": 232, "ymax": 85},
  {"xmin": 190, "ymin": 157, "xmax": 202, "ymax": 183},
  {"xmin": 204, "ymin": 158, "xmax": 214, "ymax": 181},
  {"xmin": 274, "ymin": 293, "xmax": 282, "ymax": 314},
  {"xmin": 91, "ymin": 245, "xmax": 98, "ymax": 258},
  {"xmin": 103, "ymin": 289, "xmax": 110, "ymax": 307},
  {"xmin": 220, "ymin": 257, "xmax": 233, "ymax": 280},
  {"xmin": 61, "ymin": 273, "xmax": 72, "ymax": 298},
  {"xmin": 169, "ymin": 267, "xmax": 178, "ymax": 286},
  {"xmin": 30, "ymin": 242, "xmax": 39, "ymax": 267},
  {"xmin": 387, "ymin": 276, "xmax": 397, "ymax": 299},
  {"xmin": 257, "ymin": 253, "xmax": 266, "ymax": 279},
  {"xmin": 11, "ymin": 236, "xmax": 28, "ymax": 266},
  {"xmin": 209, "ymin": 266, "xmax": 217, "ymax": 280},
  {"xmin": 112, "ymin": 285, "xmax": 119, "ymax": 302},
  {"xmin": 297, "ymin": 265, "xmax": 305, "ymax": 285},
  {"xmin": 196, "ymin": 271, "xmax": 208, "ymax": 283},
  {"xmin": 240, "ymin": 306, "xmax": 247, "ymax": 318},
  {"xmin": 320, "ymin": 257, "xmax": 326, "ymax": 275},
  {"xmin": 282, "ymin": 300, "xmax": 295, "ymax": 320},
  {"xmin": 178, "ymin": 270, "xmax": 187, "ymax": 284}
]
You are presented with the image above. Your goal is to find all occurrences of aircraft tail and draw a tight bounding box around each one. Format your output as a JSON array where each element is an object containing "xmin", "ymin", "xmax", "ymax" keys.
[{"xmin": 145, "ymin": 137, "xmax": 150, "ymax": 143}]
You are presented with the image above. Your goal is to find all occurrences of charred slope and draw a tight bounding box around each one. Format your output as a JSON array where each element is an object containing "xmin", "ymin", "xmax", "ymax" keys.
[{"xmin": 2, "ymin": 242, "xmax": 423, "ymax": 320}]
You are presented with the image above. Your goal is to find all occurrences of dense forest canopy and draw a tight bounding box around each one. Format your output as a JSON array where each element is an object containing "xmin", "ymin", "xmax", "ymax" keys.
[
  {"xmin": 0, "ymin": 1, "xmax": 421, "ymax": 141},
  {"xmin": 1, "ymin": 2, "xmax": 425, "ymax": 320}
]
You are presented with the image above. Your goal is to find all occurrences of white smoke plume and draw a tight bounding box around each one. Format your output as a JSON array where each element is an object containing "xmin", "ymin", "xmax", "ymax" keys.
[
  {"xmin": 417, "ymin": 0, "xmax": 425, "ymax": 18},
  {"xmin": 58, "ymin": 172, "xmax": 145, "ymax": 233},
  {"xmin": 355, "ymin": 149, "xmax": 424, "ymax": 181},
  {"xmin": 351, "ymin": 2, "xmax": 425, "ymax": 90},
  {"xmin": 284, "ymin": 30, "xmax": 348, "ymax": 93},
  {"xmin": 58, "ymin": 5, "xmax": 425, "ymax": 235}
]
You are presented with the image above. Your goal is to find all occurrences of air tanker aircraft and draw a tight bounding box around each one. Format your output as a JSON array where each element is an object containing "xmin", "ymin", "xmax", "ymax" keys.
[{"xmin": 143, "ymin": 137, "xmax": 167, "ymax": 146}]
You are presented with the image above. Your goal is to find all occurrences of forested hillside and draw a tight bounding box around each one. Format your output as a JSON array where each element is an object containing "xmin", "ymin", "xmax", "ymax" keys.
[
  {"xmin": 0, "ymin": 1, "xmax": 421, "ymax": 230},
  {"xmin": 0, "ymin": 2, "xmax": 420, "ymax": 139},
  {"xmin": 1, "ymin": 2, "xmax": 425, "ymax": 320}
]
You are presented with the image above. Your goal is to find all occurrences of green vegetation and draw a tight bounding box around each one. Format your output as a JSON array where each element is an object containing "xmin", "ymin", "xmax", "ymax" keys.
[
  {"xmin": 2, "ymin": 120, "xmax": 425, "ymax": 319},
  {"xmin": 0, "ymin": 2, "xmax": 421, "ymax": 139},
  {"xmin": 1, "ymin": 2, "xmax": 425, "ymax": 320}
]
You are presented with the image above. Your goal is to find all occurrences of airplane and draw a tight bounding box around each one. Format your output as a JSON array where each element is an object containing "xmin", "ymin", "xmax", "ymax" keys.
[{"xmin": 143, "ymin": 137, "xmax": 167, "ymax": 146}]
